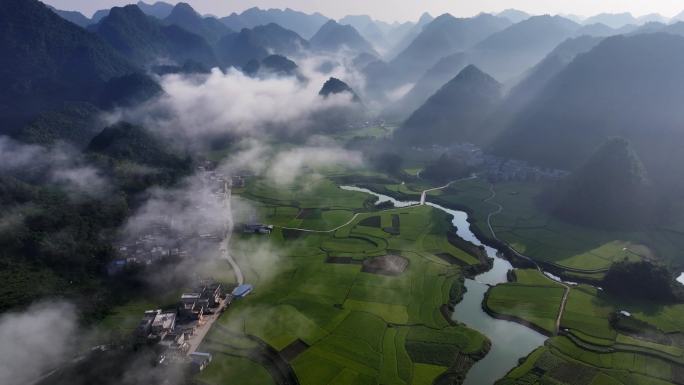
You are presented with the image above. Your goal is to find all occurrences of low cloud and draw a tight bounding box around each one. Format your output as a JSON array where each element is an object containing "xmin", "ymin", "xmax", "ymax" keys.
[
  {"xmin": 123, "ymin": 173, "xmax": 226, "ymax": 240},
  {"xmin": 232, "ymin": 239, "xmax": 288, "ymax": 285},
  {"xmin": 155, "ymin": 68, "xmax": 340, "ymax": 136},
  {"xmin": 217, "ymin": 138, "xmax": 363, "ymax": 186},
  {"xmin": 117, "ymin": 171, "xmax": 230, "ymax": 289},
  {"xmin": 217, "ymin": 139, "xmax": 271, "ymax": 176},
  {"xmin": 0, "ymin": 302, "xmax": 78, "ymax": 385},
  {"xmin": 267, "ymin": 145, "xmax": 363, "ymax": 185},
  {"xmin": 386, "ymin": 82, "xmax": 415, "ymax": 103},
  {"xmin": 106, "ymin": 53, "xmax": 367, "ymax": 147},
  {"xmin": 0, "ymin": 136, "xmax": 108, "ymax": 196}
]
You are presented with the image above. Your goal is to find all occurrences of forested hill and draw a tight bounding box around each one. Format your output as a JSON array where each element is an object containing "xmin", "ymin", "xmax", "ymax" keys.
[
  {"xmin": 395, "ymin": 65, "xmax": 502, "ymax": 147},
  {"xmin": 544, "ymin": 137, "xmax": 653, "ymax": 229},
  {"xmin": 91, "ymin": 4, "xmax": 219, "ymax": 68},
  {"xmin": 0, "ymin": 0, "xmax": 139, "ymax": 130},
  {"xmin": 490, "ymin": 33, "xmax": 684, "ymax": 193},
  {"xmin": 87, "ymin": 122, "xmax": 189, "ymax": 170}
]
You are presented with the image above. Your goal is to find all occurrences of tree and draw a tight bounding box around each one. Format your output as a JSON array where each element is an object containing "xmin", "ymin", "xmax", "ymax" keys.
[
  {"xmin": 421, "ymin": 153, "xmax": 471, "ymax": 183},
  {"xmin": 370, "ymin": 152, "xmax": 403, "ymax": 176},
  {"xmin": 603, "ymin": 260, "xmax": 676, "ymax": 302}
]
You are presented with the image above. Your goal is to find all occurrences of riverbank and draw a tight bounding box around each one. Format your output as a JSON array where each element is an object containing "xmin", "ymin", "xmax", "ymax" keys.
[
  {"xmin": 481, "ymin": 286, "xmax": 556, "ymax": 338},
  {"xmin": 345, "ymin": 183, "xmax": 548, "ymax": 385},
  {"xmin": 205, "ymin": 178, "xmax": 494, "ymax": 385},
  {"xmin": 347, "ymin": 178, "xmax": 684, "ymax": 385}
]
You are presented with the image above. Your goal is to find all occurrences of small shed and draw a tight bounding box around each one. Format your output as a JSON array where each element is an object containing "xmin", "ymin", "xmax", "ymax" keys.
[{"xmin": 231, "ymin": 284, "xmax": 253, "ymax": 298}]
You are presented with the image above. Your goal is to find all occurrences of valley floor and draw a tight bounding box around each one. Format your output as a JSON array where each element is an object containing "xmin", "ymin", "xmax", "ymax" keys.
[
  {"xmin": 97, "ymin": 170, "xmax": 684, "ymax": 385},
  {"xmin": 196, "ymin": 177, "xmax": 491, "ymax": 385},
  {"xmin": 370, "ymin": 175, "xmax": 684, "ymax": 385}
]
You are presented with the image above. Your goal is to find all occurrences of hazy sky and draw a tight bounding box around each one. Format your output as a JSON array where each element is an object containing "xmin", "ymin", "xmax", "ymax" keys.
[{"xmin": 43, "ymin": 0, "xmax": 684, "ymax": 22}]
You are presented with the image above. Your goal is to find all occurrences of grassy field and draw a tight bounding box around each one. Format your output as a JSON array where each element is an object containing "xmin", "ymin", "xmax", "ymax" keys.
[
  {"xmin": 429, "ymin": 178, "xmax": 684, "ymax": 277},
  {"xmin": 561, "ymin": 285, "xmax": 616, "ymax": 340},
  {"xmin": 197, "ymin": 175, "xmax": 491, "ymax": 385},
  {"xmin": 498, "ymin": 336, "xmax": 681, "ymax": 385},
  {"xmin": 492, "ymin": 270, "xmax": 684, "ymax": 385},
  {"xmin": 96, "ymin": 289, "xmax": 185, "ymax": 337},
  {"xmin": 623, "ymin": 303, "xmax": 684, "ymax": 334},
  {"xmin": 198, "ymin": 354, "xmax": 275, "ymax": 385},
  {"xmin": 485, "ymin": 269, "xmax": 565, "ymax": 334}
]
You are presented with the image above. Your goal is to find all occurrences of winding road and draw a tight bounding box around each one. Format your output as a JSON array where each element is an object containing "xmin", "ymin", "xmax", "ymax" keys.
[
  {"xmin": 420, "ymin": 175, "xmax": 476, "ymax": 204},
  {"xmin": 276, "ymin": 179, "xmax": 571, "ymax": 335},
  {"xmin": 278, "ymin": 178, "xmax": 474, "ymax": 234},
  {"xmin": 278, "ymin": 213, "xmax": 363, "ymax": 233},
  {"xmin": 484, "ymin": 183, "xmax": 570, "ymax": 335},
  {"xmin": 221, "ymin": 181, "xmax": 244, "ymax": 285},
  {"xmin": 186, "ymin": 181, "xmax": 246, "ymax": 354}
]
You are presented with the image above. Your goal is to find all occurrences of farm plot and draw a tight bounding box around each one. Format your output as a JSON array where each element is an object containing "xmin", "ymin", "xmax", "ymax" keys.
[
  {"xmin": 486, "ymin": 284, "xmax": 565, "ymax": 334},
  {"xmin": 200, "ymin": 176, "xmax": 491, "ymax": 385}
]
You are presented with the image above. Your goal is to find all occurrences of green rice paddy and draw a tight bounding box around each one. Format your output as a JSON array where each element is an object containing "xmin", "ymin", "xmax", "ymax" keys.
[{"xmin": 197, "ymin": 175, "xmax": 490, "ymax": 385}]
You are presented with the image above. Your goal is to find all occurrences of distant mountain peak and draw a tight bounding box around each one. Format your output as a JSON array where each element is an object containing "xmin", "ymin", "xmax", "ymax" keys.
[
  {"xmin": 457, "ymin": 64, "xmax": 490, "ymax": 78},
  {"xmin": 548, "ymin": 137, "xmax": 652, "ymax": 229},
  {"xmin": 171, "ymin": 2, "xmax": 198, "ymax": 15},
  {"xmin": 310, "ymin": 20, "xmax": 377, "ymax": 55},
  {"xmin": 431, "ymin": 13, "xmax": 457, "ymax": 24},
  {"xmin": 583, "ymin": 12, "xmax": 637, "ymax": 28},
  {"xmin": 491, "ymin": 32, "xmax": 684, "ymax": 186},
  {"xmin": 244, "ymin": 54, "xmax": 300, "ymax": 78},
  {"xmin": 107, "ymin": 3, "xmax": 147, "ymax": 19},
  {"xmin": 220, "ymin": 6, "xmax": 329, "ymax": 39},
  {"xmin": 437, "ymin": 65, "xmax": 502, "ymax": 99},
  {"xmin": 418, "ymin": 12, "xmax": 434, "ymax": 24},
  {"xmin": 164, "ymin": 2, "xmax": 230, "ymax": 43},
  {"xmin": 94, "ymin": 3, "xmax": 219, "ymax": 68},
  {"xmin": 387, "ymin": 12, "xmax": 511, "ymax": 84},
  {"xmin": 497, "ymin": 8, "xmax": 531, "ymax": 23},
  {"xmin": 319, "ymin": 77, "xmax": 360, "ymax": 102},
  {"xmin": 0, "ymin": 0, "xmax": 138, "ymax": 128},
  {"xmin": 216, "ymin": 23, "xmax": 307, "ymax": 67},
  {"xmin": 48, "ymin": 6, "xmax": 91, "ymax": 27},
  {"xmin": 395, "ymin": 65, "xmax": 502, "ymax": 146},
  {"xmin": 136, "ymin": 1, "xmax": 174, "ymax": 19}
]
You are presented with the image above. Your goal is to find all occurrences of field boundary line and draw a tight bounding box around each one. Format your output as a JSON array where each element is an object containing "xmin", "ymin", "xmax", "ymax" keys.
[
  {"xmin": 420, "ymin": 175, "xmax": 476, "ymax": 205},
  {"xmin": 484, "ymin": 183, "xmax": 570, "ymax": 335}
]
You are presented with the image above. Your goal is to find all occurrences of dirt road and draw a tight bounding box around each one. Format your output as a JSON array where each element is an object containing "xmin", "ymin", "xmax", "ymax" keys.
[{"xmin": 484, "ymin": 183, "xmax": 570, "ymax": 335}]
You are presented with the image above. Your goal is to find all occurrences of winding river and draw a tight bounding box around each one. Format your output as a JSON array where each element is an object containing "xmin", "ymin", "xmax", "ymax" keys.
[{"xmin": 340, "ymin": 186, "xmax": 546, "ymax": 385}]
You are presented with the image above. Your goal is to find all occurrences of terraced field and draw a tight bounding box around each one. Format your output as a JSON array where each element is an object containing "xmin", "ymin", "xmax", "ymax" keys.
[
  {"xmin": 491, "ymin": 270, "xmax": 684, "ymax": 385},
  {"xmin": 197, "ymin": 176, "xmax": 491, "ymax": 385},
  {"xmin": 426, "ymin": 179, "xmax": 684, "ymax": 280},
  {"xmin": 196, "ymin": 174, "xmax": 684, "ymax": 385}
]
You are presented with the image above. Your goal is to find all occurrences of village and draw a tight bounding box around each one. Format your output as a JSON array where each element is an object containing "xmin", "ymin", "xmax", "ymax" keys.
[
  {"xmin": 106, "ymin": 163, "xmax": 268, "ymax": 374},
  {"xmin": 419, "ymin": 142, "xmax": 569, "ymax": 182},
  {"xmin": 131, "ymin": 278, "xmax": 253, "ymax": 372},
  {"xmin": 96, "ymin": 149, "xmax": 565, "ymax": 376}
]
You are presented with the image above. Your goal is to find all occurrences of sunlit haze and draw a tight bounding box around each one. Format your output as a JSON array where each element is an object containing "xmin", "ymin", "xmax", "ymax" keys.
[
  {"xmin": 5, "ymin": 0, "xmax": 684, "ymax": 384},
  {"xmin": 43, "ymin": 0, "xmax": 684, "ymax": 21}
]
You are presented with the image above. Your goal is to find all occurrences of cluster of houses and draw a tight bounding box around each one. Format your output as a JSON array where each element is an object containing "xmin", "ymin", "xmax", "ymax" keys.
[
  {"xmin": 131, "ymin": 279, "xmax": 257, "ymax": 372},
  {"xmin": 108, "ymin": 220, "xmax": 194, "ymax": 275},
  {"xmin": 347, "ymin": 119, "xmax": 387, "ymax": 130},
  {"xmin": 108, "ymin": 165, "xmax": 249, "ymax": 275},
  {"xmin": 104, "ymin": 160, "xmax": 267, "ymax": 375},
  {"xmin": 178, "ymin": 280, "xmax": 224, "ymax": 321},
  {"xmin": 134, "ymin": 280, "xmax": 228, "ymax": 371},
  {"xmin": 420, "ymin": 143, "xmax": 568, "ymax": 183},
  {"xmin": 481, "ymin": 157, "xmax": 568, "ymax": 182},
  {"xmin": 242, "ymin": 224, "xmax": 274, "ymax": 234}
]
